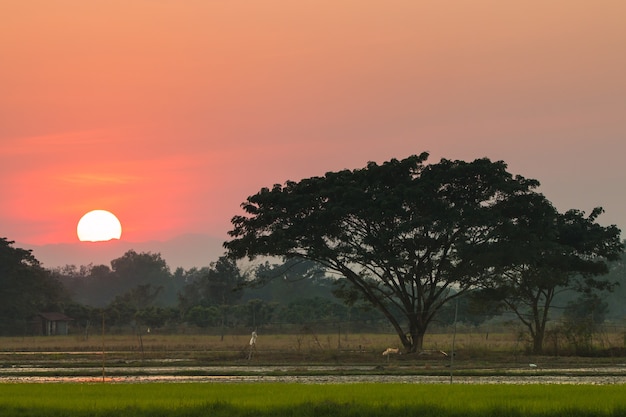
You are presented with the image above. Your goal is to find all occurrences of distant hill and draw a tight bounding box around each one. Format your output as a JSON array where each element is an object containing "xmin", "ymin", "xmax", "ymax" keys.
[{"xmin": 19, "ymin": 234, "xmax": 226, "ymax": 270}]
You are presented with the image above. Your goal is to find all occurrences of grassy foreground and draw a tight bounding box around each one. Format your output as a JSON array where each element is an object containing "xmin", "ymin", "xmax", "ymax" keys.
[{"xmin": 1, "ymin": 383, "xmax": 626, "ymax": 417}]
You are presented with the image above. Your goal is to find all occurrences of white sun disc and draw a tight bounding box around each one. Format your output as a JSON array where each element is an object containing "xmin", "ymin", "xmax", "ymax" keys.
[{"xmin": 77, "ymin": 210, "xmax": 122, "ymax": 242}]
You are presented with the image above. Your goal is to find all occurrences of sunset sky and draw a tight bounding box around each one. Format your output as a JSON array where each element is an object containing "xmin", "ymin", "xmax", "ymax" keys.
[{"xmin": 2, "ymin": 0, "xmax": 625, "ymax": 249}]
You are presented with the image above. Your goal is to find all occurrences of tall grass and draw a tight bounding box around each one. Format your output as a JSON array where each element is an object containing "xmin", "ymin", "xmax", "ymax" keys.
[
  {"xmin": 2, "ymin": 330, "xmax": 624, "ymax": 366},
  {"xmin": 2, "ymin": 328, "xmax": 623, "ymax": 352},
  {"xmin": 1, "ymin": 383, "xmax": 625, "ymax": 417}
]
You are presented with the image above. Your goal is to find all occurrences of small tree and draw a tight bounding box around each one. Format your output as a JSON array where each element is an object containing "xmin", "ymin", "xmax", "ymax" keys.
[
  {"xmin": 185, "ymin": 305, "xmax": 221, "ymax": 328},
  {"xmin": 560, "ymin": 293, "xmax": 609, "ymax": 354},
  {"xmin": 485, "ymin": 197, "xmax": 623, "ymax": 354}
]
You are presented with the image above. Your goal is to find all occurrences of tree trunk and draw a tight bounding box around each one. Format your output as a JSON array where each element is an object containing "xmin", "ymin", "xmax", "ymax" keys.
[
  {"xmin": 531, "ymin": 296, "xmax": 552, "ymax": 355},
  {"xmin": 411, "ymin": 333, "xmax": 424, "ymax": 353},
  {"xmin": 532, "ymin": 316, "xmax": 547, "ymax": 354},
  {"xmin": 532, "ymin": 332, "xmax": 544, "ymax": 354},
  {"xmin": 405, "ymin": 319, "xmax": 426, "ymax": 353},
  {"xmin": 395, "ymin": 324, "xmax": 425, "ymax": 353}
]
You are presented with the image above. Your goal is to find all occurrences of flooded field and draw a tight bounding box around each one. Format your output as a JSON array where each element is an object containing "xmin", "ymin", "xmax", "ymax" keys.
[{"xmin": 3, "ymin": 364, "xmax": 626, "ymax": 384}]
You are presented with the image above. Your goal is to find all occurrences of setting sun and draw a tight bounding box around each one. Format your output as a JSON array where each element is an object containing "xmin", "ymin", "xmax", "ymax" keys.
[{"xmin": 76, "ymin": 210, "xmax": 122, "ymax": 242}]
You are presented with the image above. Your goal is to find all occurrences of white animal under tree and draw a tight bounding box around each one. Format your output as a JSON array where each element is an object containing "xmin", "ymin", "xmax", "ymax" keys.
[{"xmin": 382, "ymin": 347, "xmax": 400, "ymax": 362}]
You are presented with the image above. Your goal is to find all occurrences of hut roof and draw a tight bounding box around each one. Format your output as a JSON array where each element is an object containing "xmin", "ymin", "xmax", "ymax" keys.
[{"xmin": 38, "ymin": 312, "xmax": 73, "ymax": 321}]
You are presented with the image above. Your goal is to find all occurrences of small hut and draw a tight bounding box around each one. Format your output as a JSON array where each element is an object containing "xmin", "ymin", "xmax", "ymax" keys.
[{"xmin": 34, "ymin": 312, "xmax": 73, "ymax": 336}]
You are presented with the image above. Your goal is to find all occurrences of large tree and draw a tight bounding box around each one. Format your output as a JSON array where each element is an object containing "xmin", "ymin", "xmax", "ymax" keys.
[
  {"xmin": 224, "ymin": 153, "xmax": 540, "ymax": 352},
  {"xmin": 484, "ymin": 197, "xmax": 623, "ymax": 354},
  {"xmin": 0, "ymin": 238, "xmax": 65, "ymax": 334}
]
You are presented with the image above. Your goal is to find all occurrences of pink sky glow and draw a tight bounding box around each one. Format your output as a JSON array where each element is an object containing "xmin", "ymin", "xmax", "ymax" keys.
[{"xmin": 1, "ymin": 0, "xmax": 625, "ymax": 249}]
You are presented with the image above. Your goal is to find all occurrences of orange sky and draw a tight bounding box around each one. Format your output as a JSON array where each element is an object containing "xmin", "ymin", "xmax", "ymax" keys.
[{"xmin": 2, "ymin": 0, "xmax": 625, "ymax": 247}]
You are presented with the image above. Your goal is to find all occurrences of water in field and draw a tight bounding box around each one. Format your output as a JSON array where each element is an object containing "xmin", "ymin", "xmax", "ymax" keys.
[{"xmin": 2, "ymin": 364, "xmax": 626, "ymax": 384}]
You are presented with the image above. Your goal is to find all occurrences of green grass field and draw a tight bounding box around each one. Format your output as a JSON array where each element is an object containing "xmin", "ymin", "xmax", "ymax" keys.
[{"xmin": 1, "ymin": 383, "xmax": 626, "ymax": 417}]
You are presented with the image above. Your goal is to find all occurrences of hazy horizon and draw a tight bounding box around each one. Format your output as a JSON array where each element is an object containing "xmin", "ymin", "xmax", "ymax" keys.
[{"xmin": 18, "ymin": 233, "xmax": 226, "ymax": 271}]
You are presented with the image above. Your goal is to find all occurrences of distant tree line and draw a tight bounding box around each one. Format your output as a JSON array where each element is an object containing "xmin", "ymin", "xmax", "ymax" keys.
[{"xmin": 0, "ymin": 240, "xmax": 388, "ymax": 336}]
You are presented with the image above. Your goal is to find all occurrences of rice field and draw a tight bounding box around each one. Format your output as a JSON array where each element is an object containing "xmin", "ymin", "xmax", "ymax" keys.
[{"xmin": 1, "ymin": 383, "xmax": 626, "ymax": 416}]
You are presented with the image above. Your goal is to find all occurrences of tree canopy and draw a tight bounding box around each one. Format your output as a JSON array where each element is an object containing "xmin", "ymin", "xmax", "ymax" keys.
[
  {"xmin": 482, "ymin": 197, "xmax": 623, "ymax": 353},
  {"xmin": 225, "ymin": 153, "xmax": 543, "ymax": 352},
  {"xmin": 0, "ymin": 238, "xmax": 65, "ymax": 334}
]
